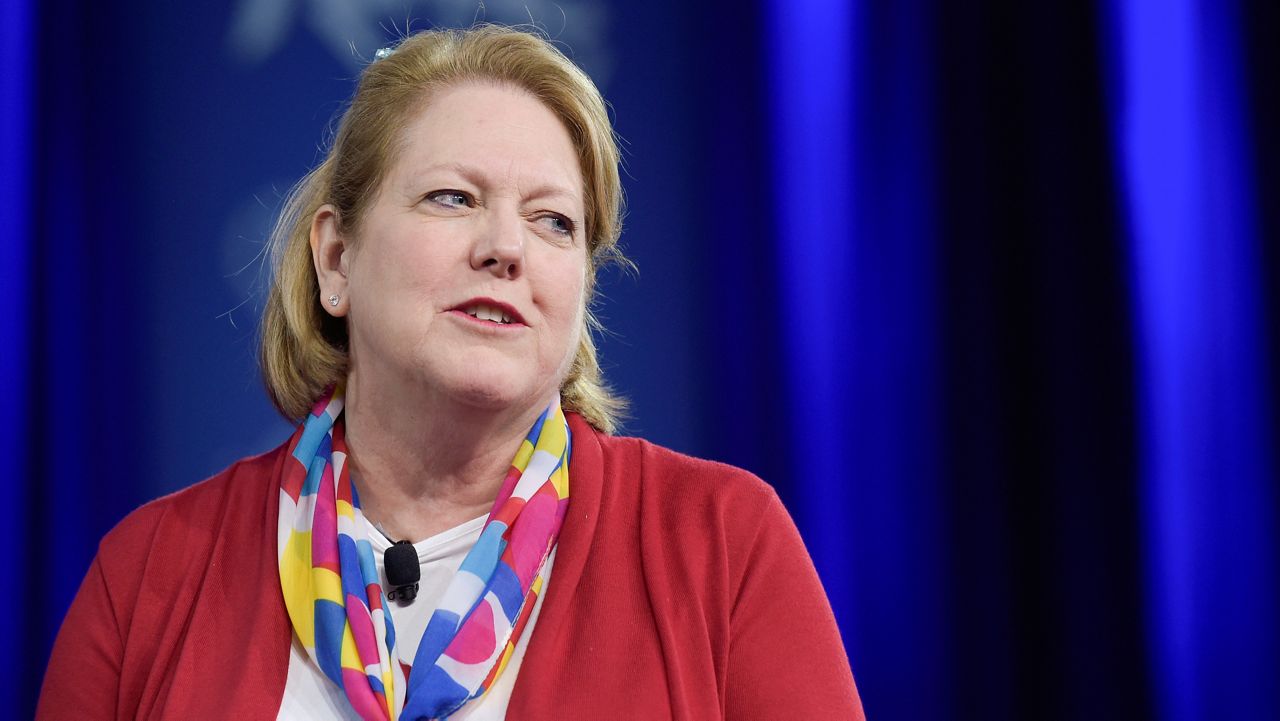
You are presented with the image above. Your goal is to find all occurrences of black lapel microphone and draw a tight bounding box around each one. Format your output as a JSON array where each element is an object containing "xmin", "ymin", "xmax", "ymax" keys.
[{"xmin": 384, "ymin": 540, "xmax": 420, "ymax": 602}]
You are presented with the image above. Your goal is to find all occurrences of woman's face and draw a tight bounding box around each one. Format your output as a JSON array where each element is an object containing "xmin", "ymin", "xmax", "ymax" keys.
[{"xmin": 330, "ymin": 82, "xmax": 588, "ymax": 414}]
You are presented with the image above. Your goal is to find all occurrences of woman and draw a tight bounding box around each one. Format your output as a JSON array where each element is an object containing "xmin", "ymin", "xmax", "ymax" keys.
[{"xmin": 38, "ymin": 26, "xmax": 864, "ymax": 720}]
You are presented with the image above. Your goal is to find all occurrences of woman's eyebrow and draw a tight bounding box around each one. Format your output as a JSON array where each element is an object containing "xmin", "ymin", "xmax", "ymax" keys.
[
  {"xmin": 408, "ymin": 161, "xmax": 486, "ymax": 187},
  {"xmin": 521, "ymin": 183, "xmax": 579, "ymax": 206}
]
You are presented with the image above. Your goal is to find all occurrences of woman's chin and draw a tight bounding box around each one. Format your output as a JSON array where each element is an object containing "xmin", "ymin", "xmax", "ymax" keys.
[
  {"xmin": 436, "ymin": 372, "xmax": 542, "ymax": 414},
  {"xmin": 413, "ymin": 346, "xmax": 560, "ymax": 414}
]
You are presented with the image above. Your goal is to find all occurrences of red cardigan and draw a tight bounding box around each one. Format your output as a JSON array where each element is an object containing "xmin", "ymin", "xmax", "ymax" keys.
[{"xmin": 38, "ymin": 414, "xmax": 864, "ymax": 720}]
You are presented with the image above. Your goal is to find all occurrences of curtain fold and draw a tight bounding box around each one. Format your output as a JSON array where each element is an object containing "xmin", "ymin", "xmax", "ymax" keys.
[
  {"xmin": 1110, "ymin": 0, "xmax": 1280, "ymax": 718},
  {"xmin": 15, "ymin": 4, "xmax": 149, "ymax": 716},
  {"xmin": 1, "ymin": 0, "xmax": 35, "ymax": 712}
]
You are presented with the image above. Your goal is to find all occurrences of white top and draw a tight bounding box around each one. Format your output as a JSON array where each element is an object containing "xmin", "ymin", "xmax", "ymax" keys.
[{"xmin": 277, "ymin": 515, "xmax": 554, "ymax": 720}]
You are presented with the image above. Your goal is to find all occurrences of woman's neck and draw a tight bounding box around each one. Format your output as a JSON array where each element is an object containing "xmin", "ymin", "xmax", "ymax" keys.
[{"xmin": 341, "ymin": 371, "xmax": 552, "ymax": 542}]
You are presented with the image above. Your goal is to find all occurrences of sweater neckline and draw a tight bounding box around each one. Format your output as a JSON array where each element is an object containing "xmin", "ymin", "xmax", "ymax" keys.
[{"xmin": 505, "ymin": 412, "xmax": 605, "ymax": 712}]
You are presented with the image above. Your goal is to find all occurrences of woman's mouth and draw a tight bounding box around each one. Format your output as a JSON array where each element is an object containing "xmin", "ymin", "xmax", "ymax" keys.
[
  {"xmin": 459, "ymin": 302, "xmax": 516, "ymax": 324},
  {"xmin": 447, "ymin": 297, "xmax": 527, "ymax": 328}
]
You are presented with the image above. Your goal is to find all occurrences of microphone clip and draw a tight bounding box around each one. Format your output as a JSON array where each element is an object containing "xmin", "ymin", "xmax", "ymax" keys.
[{"xmin": 384, "ymin": 539, "xmax": 421, "ymax": 603}]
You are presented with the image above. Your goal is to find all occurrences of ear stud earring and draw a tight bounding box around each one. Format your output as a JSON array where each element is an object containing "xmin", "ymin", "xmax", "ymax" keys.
[{"xmin": 328, "ymin": 294, "xmax": 340, "ymax": 307}]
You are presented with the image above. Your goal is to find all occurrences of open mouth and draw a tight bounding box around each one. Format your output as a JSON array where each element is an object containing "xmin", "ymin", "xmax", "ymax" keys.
[{"xmin": 450, "ymin": 298, "xmax": 526, "ymax": 326}]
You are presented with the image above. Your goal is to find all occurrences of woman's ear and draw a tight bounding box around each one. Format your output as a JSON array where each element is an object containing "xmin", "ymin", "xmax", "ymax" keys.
[{"xmin": 311, "ymin": 204, "xmax": 351, "ymax": 317}]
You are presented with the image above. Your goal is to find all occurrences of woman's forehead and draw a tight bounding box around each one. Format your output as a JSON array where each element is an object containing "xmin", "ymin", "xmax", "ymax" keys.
[{"xmin": 389, "ymin": 83, "xmax": 584, "ymax": 198}]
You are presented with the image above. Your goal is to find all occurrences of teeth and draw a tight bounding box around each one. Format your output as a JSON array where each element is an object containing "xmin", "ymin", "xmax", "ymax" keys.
[{"xmin": 463, "ymin": 304, "xmax": 512, "ymax": 324}]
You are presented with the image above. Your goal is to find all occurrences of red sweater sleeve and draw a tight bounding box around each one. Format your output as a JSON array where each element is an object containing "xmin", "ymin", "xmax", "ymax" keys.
[
  {"xmin": 38, "ymin": 554, "xmax": 123, "ymax": 720},
  {"xmin": 724, "ymin": 492, "xmax": 865, "ymax": 720}
]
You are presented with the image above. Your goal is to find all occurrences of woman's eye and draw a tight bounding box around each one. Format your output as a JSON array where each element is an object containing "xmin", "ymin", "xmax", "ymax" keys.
[
  {"xmin": 539, "ymin": 214, "xmax": 575, "ymax": 237},
  {"xmin": 426, "ymin": 190, "xmax": 472, "ymax": 208}
]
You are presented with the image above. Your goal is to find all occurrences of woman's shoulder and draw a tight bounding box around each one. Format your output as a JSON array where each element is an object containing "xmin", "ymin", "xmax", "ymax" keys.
[
  {"xmin": 578, "ymin": 425, "xmax": 818, "ymax": 625},
  {"xmin": 96, "ymin": 440, "xmax": 290, "ymax": 565},
  {"xmin": 581, "ymin": 423, "xmax": 787, "ymax": 541},
  {"xmin": 581, "ymin": 418, "xmax": 774, "ymax": 492},
  {"xmin": 51, "ymin": 442, "xmax": 297, "ymax": 718},
  {"xmin": 601, "ymin": 432, "xmax": 774, "ymax": 498}
]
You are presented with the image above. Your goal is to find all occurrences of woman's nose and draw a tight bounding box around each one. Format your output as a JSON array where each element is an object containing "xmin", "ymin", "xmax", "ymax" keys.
[{"xmin": 470, "ymin": 206, "xmax": 525, "ymax": 279}]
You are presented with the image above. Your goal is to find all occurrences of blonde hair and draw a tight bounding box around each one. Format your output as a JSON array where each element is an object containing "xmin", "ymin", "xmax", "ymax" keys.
[{"xmin": 259, "ymin": 25, "xmax": 628, "ymax": 432}]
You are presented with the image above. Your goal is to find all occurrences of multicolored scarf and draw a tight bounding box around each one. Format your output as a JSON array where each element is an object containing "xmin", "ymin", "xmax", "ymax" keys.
[{"xmin": 277, "ymin": 385, "xmax": 571, "ymax": 720}]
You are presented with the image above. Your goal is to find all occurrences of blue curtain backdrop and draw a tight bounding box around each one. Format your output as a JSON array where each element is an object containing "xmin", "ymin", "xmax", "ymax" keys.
[{"xmin": 5, "ymin": 0, "xmax": 1278, "ymax": 718}]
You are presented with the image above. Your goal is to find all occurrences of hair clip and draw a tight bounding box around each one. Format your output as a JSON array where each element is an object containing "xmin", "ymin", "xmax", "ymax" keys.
[{"xmin": 374, "ymin": 46, "xmax": 395, "ymax": 61}]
